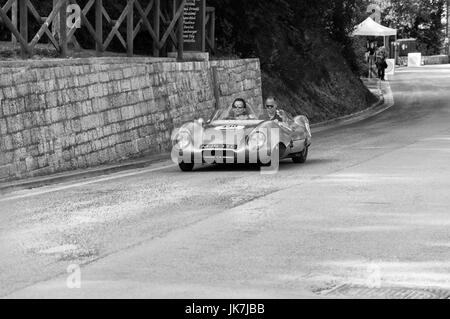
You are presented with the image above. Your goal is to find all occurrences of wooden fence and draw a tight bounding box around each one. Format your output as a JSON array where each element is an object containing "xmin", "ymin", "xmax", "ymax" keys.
[
  {"xmin": 0, "ymin": 0, "xmax": 215, "ymax": 59},
  {"xmin": 205, "ymin": 5, "xmax": 214, "ymax": 54}
]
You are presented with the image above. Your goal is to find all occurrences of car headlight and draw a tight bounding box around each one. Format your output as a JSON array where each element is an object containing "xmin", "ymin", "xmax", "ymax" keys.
[
  {"xmin": 176, "ymin": 131, "xmax": 192, "ymax": 149},
  {"xmin": 248, "ymin": 132, "xmax": 266, "ymax": 149}
]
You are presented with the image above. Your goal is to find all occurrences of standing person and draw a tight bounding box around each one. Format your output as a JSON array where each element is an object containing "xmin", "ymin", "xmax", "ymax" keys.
[
  {"xmin": 376, "ymin": 46, "xmax": 387, "ymax": 81},
  {"xmin": 368, "ymin": 42, "xmax": 377, "ymax": 59},
  {"xmin": 367, "ymin": 42, "xmax": 377, "ymax": 78}
]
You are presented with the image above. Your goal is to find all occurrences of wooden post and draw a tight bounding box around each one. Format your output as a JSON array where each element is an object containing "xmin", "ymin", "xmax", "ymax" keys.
[
  {"xmin": 394, "ymin": 34, "xmax": 398, "ymax": 66},
  {"xmin": 210, "ymin": 9, "xmax": 215, "ymax": 52},
  {"xmin": 95, "ymin": 0, "xmax": 103, "ymax": 55},
  {"xmin": 11, "ymin": 0, "xmax": 18, "ymax": 45},
  {"xmin": 52, "ymin": 0, "xmax": 60, "ymax": 41},
  {"xmin": 0, "ymin": 2, "xmax": 31, "ymax": 54},
  {"xmin": 200, "ymin": 0, "xmax": 205, "ymax": 52},
  {"xmin": 127, "ymin": 0, "xmax": 134, "ymax": 57},
  {"xmin": 447, "ymin": 0, "xmax": 449, "ymax": 55},
  {"xmin": 19, "ymin": 0, "xmax": 28, "ymax": 57},
  {"xmin": 177, "ymin": 0, "xmax": 183, "ymax": 61},
  {"xmin": 59, "ymin": 0, "xmax": 67, "ymax": 57},
  {"xmin": 171, "ymin": 0, "xmax": 176, "ymax": 52},
  {"xmin": 153, "ymin": 0, "xmax": 160, "ymax": 57},
  {"xmin": 212, "ymin": 66, "xmax": 219, "ymax": 110}
]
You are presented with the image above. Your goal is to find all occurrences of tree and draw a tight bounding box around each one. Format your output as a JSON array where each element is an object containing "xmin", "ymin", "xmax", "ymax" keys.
[
  {"xmin": 210, "ymin": 0, "xmax": 370, "ymax": 73},
  {"xmin": 384, "ymin": 0, "xmax": 446, "ymax": 55}
]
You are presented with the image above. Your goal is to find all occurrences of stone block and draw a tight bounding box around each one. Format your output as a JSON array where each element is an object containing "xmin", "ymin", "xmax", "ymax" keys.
[
  {"xmin": 0, "ymin": 134, "xmax": 13, "ymax": 151},
  {"xmin": 81, "ymin": 114, "xmax": 100, "ymax": 131},
  {"xmin": 25, "ymin": 156, "xmax": 38, "ymax": 172},
  {"xmin": 0, "ymin": 73, "xmax": 13, "ymax": 86},
  {"xmin": 21, "ymin": 129, "xmax": 33, "ymax": 147},
  {"xmin": 45, "ymin": 91, "xmax": 59, "ymax": 108},
  {"xmin": 6, "ymin": 115, "xmax": 23, "ymax": 134},
  {"xmin": 3, "ymin": 86, "xmax": 17, "ymax": 99},
  {"xmin": 88, "ymin": 84, "xmax": 102, "ymax": 99},
  {"xmin": 99, "ymin": 72, "xmax": 110, "ymax": 83},
  {"xmin": 0, "ymin": 164, "xmax": 11, "ymax": 179},
  {"xmin": 0, "ymin": 118, "xmax": 7, "ymax": 135},
  {"xmin": 120, "ymin": 79, "xmax": 132, "ymax": 92},
  {"xmin": 88, "ymin": 73, "xmax": 100, "ymax": 83}
]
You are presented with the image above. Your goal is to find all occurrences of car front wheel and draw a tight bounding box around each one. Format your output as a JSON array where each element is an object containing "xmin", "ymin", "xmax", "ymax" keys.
[
  {"xmin": 292, "ymin": 146, "xmax": 308, "ymax": 164},
  {"xmin": 179, "ymin": 162, "xmax": 195, "ymax": 172}
]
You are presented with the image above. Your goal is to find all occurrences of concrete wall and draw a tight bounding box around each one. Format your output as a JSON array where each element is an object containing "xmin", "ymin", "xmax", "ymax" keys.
[
  {"xmin": 422, "ymin": 55, "xmax": 449, "ymax": 65},
  {"xmin": 0, "ymin": 57, "xmax": 262, "ymax": 181},
  {"xmin": 397, "ymin": 54, "xmax": 449, "ymax": 66}
]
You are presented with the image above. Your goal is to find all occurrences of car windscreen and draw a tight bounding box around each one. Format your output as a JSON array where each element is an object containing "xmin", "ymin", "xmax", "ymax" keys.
[{"xmin": 210, "ymin": 102, "xmax": 270, "ymax": 122}]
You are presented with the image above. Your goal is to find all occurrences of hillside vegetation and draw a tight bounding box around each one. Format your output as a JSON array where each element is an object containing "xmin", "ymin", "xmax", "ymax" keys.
[{"xmin": 209, "ymin": 0, "xmax": 378, "ymax": 123}]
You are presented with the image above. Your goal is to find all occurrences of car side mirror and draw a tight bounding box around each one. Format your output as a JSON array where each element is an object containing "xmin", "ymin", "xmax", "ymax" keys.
[{"xmin": 197, "ymin": 118, "xmax": 205, "ymax": 127}]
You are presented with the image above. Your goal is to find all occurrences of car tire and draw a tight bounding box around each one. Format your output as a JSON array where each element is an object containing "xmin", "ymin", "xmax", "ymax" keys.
[
  {"xmin": 179, "ymin": 162, "xmax": 194, "ymax": 172},
  {"xmin": 292, "ymin": 146, "xmax": 308, "ymax": 164}
]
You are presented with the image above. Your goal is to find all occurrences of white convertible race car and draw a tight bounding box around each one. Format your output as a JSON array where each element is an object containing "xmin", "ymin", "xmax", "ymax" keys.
[{"xmin": 171, "ymin": 100, "xmax": 312, "ymax": 172}]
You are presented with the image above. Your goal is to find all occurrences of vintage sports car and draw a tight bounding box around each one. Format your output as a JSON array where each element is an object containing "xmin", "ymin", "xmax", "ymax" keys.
[{"xmin": 171, "ymin": 100, "xmax": 312, "ymax": 172}]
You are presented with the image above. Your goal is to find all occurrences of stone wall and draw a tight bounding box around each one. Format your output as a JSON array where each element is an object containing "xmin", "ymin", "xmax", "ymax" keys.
[{"xmin": 0, "ymin": 57, "xmax": 262, "ymax": 181}]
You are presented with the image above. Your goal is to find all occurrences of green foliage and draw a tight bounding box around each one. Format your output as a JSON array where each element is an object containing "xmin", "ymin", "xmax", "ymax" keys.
[
  {"xmin": 209, "ymin": 0, "xmax": 377, "ymax": 122},
  {"xmin": 384, "ymin": 0, "xmax": 446, "ymax": 55},
  {"xmin": 209, "ymin": 0, "xmax": 367, "ymax": 76}
]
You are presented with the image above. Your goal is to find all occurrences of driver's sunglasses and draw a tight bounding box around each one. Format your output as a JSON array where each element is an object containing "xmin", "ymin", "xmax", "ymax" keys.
[
  {"xmin": 265, "ymin": 105, "xmax": 275, "ymax": 109},
  {"xmin": 233, "ymin": 105, "xmax": 246, "ymax": 109}
]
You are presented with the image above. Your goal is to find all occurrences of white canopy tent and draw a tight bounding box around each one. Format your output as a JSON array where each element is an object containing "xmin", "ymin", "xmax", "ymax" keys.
[
  {"xmin": 351, "ymin": 17, "xmax": 398, "ymax": 78},
  {"xmin": 352, "ymin": 17, "xmax": 397, "ymax": 37}
]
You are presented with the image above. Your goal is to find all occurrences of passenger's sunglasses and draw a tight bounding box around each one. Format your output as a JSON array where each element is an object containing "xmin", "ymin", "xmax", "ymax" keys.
[
  {"xmin": 232, "ymin": 104, "xmax": 246, "ymax": 109},
  {"xmin": 265, "ymin": 105, "xmax": 275, "ymax": 109}
]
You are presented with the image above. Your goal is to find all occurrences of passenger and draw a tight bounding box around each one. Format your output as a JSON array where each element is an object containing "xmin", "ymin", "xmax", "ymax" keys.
[
  {"xmin": 265, "ymin": 96, "xmax": 285, "ymax": 122},
  {"xmin": 230, "ymin": 98, "xmax": 253, "ymax": 120}
]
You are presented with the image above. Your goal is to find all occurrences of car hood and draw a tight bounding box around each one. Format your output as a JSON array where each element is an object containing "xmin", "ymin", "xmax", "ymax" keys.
[{"xmin": 201, "ymin": 121, "xmax": 265, "ymax": 146}]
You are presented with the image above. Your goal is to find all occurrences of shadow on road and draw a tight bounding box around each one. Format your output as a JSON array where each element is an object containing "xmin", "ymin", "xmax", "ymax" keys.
[{"xmin": 191, "ymin": 158, "xmax": 337, "ymax": 173}]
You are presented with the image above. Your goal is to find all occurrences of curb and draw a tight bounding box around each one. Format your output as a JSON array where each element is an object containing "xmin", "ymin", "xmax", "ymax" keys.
[
  {"xmin": 0, "ymin": 81, "xmax": 394, "ymax": 195},
  {"xmin": 0, "ymin": 153, "xmax": 171, "ymax": 195},
  {"xmin": 311, "ymin": 80, "xmax": 393, "ymax": 133}
]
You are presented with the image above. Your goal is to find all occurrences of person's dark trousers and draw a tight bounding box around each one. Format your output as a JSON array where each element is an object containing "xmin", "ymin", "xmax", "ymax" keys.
[{"xmin": 378, "ymin": 67, "xmax": 385, "ymax": 80}]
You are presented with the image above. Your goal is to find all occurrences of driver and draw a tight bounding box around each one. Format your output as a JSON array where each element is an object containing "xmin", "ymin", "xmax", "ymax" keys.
[
  {"xmin": 265, "ymin": 96, "xmax": 285, "ymax": 122},
  {"xmin": 230, "ymin": 98, "xmax": 254, "ymax": 120}
]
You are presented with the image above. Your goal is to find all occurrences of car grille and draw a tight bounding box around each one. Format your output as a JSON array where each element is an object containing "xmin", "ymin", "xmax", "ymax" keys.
[
  {"xmin": 202, "ymin": 150, "xmax": 236, "ymax": 158},
  {"xmin": 201, "ymin": 144, "xmax": 238, "ymax": 150}
]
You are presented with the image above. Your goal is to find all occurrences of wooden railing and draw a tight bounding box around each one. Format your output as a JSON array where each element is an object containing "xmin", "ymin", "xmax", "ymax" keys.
[
  {"xmin": 0, "ymin": 0, "xmax": 210, "ymax": 59},
  {"xmin": 0, "ymin": 0, "xmax": 18, "ymax": 45},
  {"xmin": 205, "ymin": 6, "xmax": 214, "ymax": 54}
]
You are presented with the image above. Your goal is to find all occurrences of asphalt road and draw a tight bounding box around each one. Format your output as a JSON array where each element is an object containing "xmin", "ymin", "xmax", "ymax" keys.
[{"xmin": 2, "ymin": 65, "xmax": 450, "ymax": 299}]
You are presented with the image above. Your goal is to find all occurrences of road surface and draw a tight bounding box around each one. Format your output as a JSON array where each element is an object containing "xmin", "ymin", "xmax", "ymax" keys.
[{"xmin": 2, "ymin": 65, "xmax": 450, "ymax": 298}]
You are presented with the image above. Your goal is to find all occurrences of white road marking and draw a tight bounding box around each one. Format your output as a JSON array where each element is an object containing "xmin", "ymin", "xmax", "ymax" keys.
[
  {"xmin": 0, "ymin": 163, "xmax": 177, "ymax": 203},
  {"xmin": 39, "ymin": 245, "xmax": 78, "ymax": 255},
  {"xmin": 356, "ymin": 147, "xmax": 393, "ymax": 149}
]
